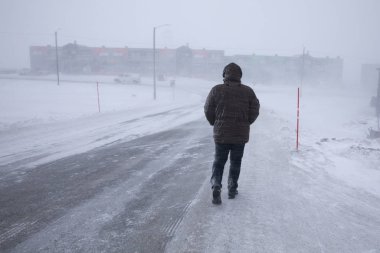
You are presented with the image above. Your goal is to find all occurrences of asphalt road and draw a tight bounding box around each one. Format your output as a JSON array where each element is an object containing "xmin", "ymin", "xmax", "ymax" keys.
[{"xmin": 0, "ymin": 119, "xmax": 214, "ymax": 252}]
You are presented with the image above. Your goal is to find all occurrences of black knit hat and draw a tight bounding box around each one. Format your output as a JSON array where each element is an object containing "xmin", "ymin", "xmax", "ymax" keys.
[{"xmin": 223, "ymin": 62, "xmax": 242, "ymax": 81}]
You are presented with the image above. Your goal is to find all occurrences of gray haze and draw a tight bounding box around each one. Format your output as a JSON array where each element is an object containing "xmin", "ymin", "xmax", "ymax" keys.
[{"xmin": 1, "ymin": 0, "xmax": 379, "ymax": 84}]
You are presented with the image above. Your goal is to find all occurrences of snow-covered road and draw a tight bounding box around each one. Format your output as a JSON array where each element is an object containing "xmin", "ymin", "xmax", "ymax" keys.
[
  {"xmin": 167, "ymin": 109, "xmax": 380, "ymax": 253},
  {"xmin": 2, "ymin": 108, "xmax": 379, "ymax": 252},
  {"xmin": 1, "ymin": 119, "xmax": 213, "ymax": 252},
  {"xmin": 1, "ymin": 77, "xmax": 380, "ymax": 252}
]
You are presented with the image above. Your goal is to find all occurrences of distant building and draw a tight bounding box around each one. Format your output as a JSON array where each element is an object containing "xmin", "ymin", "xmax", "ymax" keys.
[
  {"xmin": 226, "ymin": 53, "xmax": 343, "ymax": 85},
  {"xmin": 29, "ymin": 45, "xmax": 56, "ymax": 73},
  {"xmin": 361, "ymin": 64, "xmax": 380, "ymax": 88},
  {"xmin": 30, "ymin": 43, "xmax": 343, "ymax": 84}
]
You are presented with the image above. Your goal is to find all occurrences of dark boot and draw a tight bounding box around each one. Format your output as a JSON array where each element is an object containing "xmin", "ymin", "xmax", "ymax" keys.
[
  {"xmin": 227, "ymin": 177, "xmax": 238, "ymax": 199},
  {"xmin": 228, "ymin": 189, "xmax": 238, "ymax": 199},
  {"xmin": 212, "ymin": 186, "xmax": 222, "ymax": 205}
]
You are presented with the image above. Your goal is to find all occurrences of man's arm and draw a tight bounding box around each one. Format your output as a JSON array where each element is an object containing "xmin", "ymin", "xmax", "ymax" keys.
[
  {"xmin": 204, "ymin": 88, "xmax": 216, "ymax": 125},
  {"xmin": 248, "ymin": 91, "xmax": 260, "ymax": 124}
]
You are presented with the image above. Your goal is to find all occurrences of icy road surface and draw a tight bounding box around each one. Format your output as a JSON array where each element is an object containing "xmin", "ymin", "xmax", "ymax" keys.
[
  {"xmin": 0, "ymin": 118, "xmax": 213, "ymax": 252},
  {"xmin": 1, "ymin": 110, "xmax": 380, "ymax": 252}
]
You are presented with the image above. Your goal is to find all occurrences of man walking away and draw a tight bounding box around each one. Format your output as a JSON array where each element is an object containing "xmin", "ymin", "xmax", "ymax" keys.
[{"xmin": 204, "ymin": 63, "xmax": 260, "ymax": 205}]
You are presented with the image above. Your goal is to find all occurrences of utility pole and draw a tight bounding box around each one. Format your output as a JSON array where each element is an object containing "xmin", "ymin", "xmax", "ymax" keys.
[
  {"xmin": 377, "ymin": 68, "xmax": 380, "ymax": 130},
  {"xmin": 55, "ymin": 31, "xmax": 60, "ymax": 86},
  {"xmin": 296, "ymin": 47, "xmax": 305, "ymax": 150},
  {"xmin": 153, "ymin": 27, "xmax": 156, "ymax": 100},
  {"xmin": 153, "ymin": 24, "xmax": 170, "ymax": 100}
]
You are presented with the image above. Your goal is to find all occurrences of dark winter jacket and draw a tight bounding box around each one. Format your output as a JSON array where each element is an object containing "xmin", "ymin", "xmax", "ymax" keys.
[{"xmin": 204, "ymin": 63, "xmax": 260, "ymax": 144}]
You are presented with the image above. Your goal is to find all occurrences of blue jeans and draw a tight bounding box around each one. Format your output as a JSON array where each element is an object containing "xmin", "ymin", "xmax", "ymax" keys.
[{"xmin": 210, "ymin": 143, "xmax": 245, "ymax": 191}]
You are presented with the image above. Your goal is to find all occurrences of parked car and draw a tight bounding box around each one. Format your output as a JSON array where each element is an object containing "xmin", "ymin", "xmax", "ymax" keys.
[
  {"xmin": 114, "ymin": 73, "xmax": 141, "ymax": 84},
  {"xmin": 158, "ymin": 74, "xmax": 166, "ymax": 81},
  {"xmin": 19, "ymin": 68, "xmax": 49, "ymax": 76}
]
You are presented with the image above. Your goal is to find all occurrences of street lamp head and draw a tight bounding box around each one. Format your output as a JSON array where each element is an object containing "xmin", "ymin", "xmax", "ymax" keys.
[{"xmin": 154, "ymin": 24, "xmax": 171, "ymax": 29}]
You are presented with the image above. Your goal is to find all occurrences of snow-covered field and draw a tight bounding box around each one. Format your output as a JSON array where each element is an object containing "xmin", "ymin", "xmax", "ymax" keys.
[
  {"xmin": 0, "ymin": 76, "xmax": 210, "ymax": 171},
  {"xmin": 260, "ymin": 84, "xmax": 380, "ymax": 197},
  {"xmin": 1, "ymin": 75, "xmax": 380, "ymax": 252}
]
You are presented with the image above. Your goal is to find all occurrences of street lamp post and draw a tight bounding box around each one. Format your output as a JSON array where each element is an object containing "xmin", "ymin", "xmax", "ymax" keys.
[
  {"xmin": 153, "ymin": 24, "xmax": 170, "ymax": 100},
  {"xmin": 377, "ymin": 68, "xmax": 380, "ymax": 130},
  {"xmin": 55, "ymin": 30, "xmax": 60, "ymax": 86}
]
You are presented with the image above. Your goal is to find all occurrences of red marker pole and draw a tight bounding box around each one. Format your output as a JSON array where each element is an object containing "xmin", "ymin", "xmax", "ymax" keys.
[
  {"xmin": 97, "ymin": 82, "xmax": 101, "ymax": 113},
  {"xmin": 296, "ymin": 87, "xmax": 300, "ymax": 151}
]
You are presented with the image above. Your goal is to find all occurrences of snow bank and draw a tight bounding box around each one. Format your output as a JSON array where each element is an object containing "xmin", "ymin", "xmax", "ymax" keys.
[{"xmin": 256, "ymin": 83, "xmax": 380, "ymax": 197}]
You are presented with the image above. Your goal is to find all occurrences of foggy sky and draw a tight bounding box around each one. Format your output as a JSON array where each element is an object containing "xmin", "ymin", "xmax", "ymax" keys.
[{"xmin": 1, "ymin": 0, "xmax": 379, "ymax": 83}]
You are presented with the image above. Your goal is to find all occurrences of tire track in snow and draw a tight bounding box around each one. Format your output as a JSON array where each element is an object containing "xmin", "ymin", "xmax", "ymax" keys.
[
  {"xmin": 162, "ymin": 201, "xmax": 193, "ymax": 237},
  {"xmin": 1, "ymin": 120, "xmax": 214, "ymax": 252}
]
